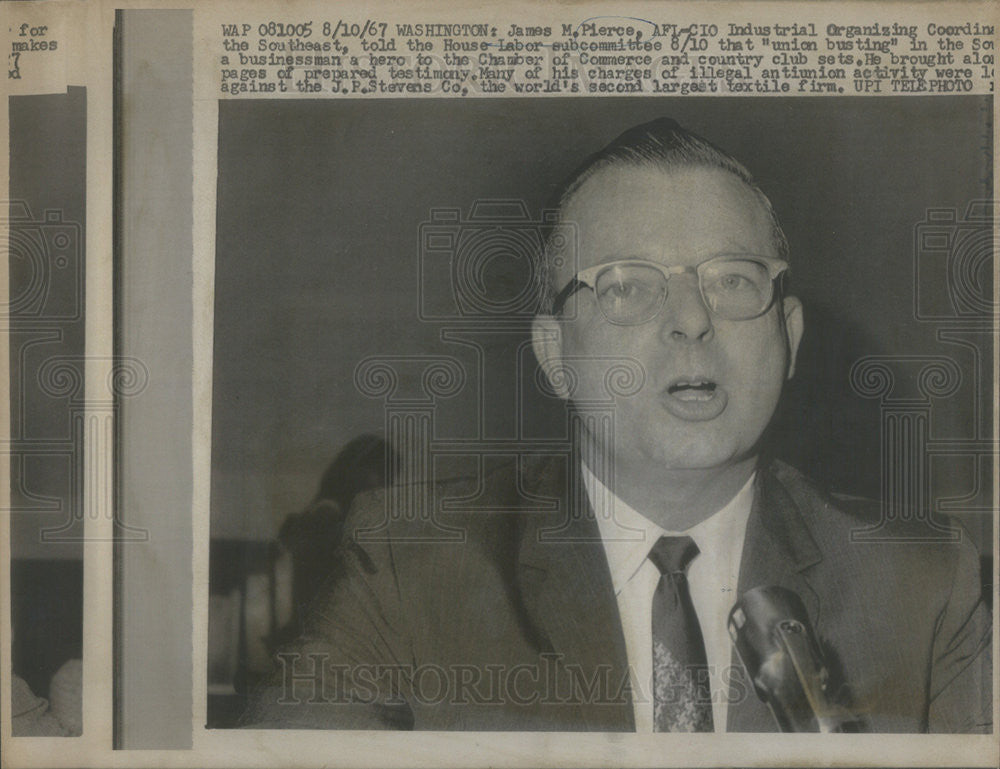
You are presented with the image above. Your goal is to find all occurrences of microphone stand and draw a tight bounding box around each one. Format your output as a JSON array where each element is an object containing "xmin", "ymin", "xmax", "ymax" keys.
[{"xmin": 728, "ymin": 585, "xmax": 862, "ymax": 733}]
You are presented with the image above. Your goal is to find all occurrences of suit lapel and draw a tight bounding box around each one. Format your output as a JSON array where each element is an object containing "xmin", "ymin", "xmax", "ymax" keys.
[
  {"xmin": 727, "ymin": 463, "xmax": 824, "ymax": 732},
  {"xmin": 510, "ymin": 458, "xmax": 825, "ymax": 733},
  {"xmin": 515, "ymin": 455, "xmax": 635, "ymax": 731}
]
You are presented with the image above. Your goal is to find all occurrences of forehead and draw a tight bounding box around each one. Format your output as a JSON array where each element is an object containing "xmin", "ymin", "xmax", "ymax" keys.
[{"xmin": 558, "ymin": 164, "xmax": 776, "ymax": 276}]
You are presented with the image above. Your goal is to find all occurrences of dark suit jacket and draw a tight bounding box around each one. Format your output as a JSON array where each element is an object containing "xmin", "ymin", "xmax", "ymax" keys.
[{"xmin": 244, "ymin": 457, "xmax": 991, "ymax": 732}]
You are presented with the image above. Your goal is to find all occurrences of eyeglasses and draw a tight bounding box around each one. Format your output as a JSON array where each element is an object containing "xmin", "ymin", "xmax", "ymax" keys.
[{"xmin": 550, "ymin": 254, "xmax": 788, "ymax": 325}]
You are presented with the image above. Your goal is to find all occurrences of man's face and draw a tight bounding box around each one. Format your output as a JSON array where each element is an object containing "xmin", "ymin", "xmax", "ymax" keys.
[{"xmin": 534, "ymin": 164, "xmax": 803, "ymax": 473}]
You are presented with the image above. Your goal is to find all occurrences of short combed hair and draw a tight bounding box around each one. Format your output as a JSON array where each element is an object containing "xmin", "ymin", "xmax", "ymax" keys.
[{"xmin": 538, "ymin": 117, "xmax": 789, "ymax": 313}]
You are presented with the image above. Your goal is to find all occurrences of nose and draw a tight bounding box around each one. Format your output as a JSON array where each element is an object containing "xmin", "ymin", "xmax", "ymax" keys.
[{"xmin": 658, "ymin": 275, "xmax": 714, "ymax": 343}]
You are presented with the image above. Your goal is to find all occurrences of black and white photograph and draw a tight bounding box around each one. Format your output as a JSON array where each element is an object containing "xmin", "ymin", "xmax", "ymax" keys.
[
  {"xmin": 2, "ymin": 2, "xmax": 997, "ymax": 767},
  {"xmin": 207, "ymin": 97, "xmax": 993, "ymax": 734},
  {"xmin": 6, "ymin": 88, "xmax": 87, "ymax": 740}
]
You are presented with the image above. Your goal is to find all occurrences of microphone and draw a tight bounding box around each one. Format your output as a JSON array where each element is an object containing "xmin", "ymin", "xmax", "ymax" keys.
[{"xmin": 728, "ymin": 586, "xmax": 859, "ymax": 732}]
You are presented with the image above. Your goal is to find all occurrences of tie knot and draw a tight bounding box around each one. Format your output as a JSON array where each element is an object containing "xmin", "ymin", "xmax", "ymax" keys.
[{"xmin": 648, "ymin": 535, "xmax": 699, "ymax": 576}]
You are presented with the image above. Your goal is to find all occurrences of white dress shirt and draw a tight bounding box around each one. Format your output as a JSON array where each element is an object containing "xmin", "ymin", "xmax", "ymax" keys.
[{"xmin": 584, "ymin": 463, "xmax": 754, "ymax": 732}]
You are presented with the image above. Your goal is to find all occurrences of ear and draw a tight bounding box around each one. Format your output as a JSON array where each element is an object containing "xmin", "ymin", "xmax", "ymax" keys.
[
  {"xmin": 781, "ymin": 295, "xmax": 804, "ymax": 380},
  {"xmin": 531, "ymin": 315, "xmax": 570, "ymax": 400}
]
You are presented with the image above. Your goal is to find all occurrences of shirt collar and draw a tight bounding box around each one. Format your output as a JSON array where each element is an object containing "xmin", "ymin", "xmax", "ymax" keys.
[{"xmin": 584, "ymin": 462, "xmax": 756, "ymax": 594}]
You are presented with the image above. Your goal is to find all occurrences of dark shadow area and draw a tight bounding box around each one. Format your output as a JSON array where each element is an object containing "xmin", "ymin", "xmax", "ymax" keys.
[
  {"xmin": 770, "ymin": 300, "xmax": 883, "ymax": 499},
  {"xmin": 8, "ymin": 87, "xmax": 86, "ymax": 736},
  {"xmin": 207, "ymin": 435, "xmax": 398, "ymax": 727},
  {"xmin": 10, "ymin": 560, "xmax": 83, "ymax": 699}
]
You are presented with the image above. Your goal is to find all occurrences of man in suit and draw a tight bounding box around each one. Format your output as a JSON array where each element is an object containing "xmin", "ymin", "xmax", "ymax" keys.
[{"xmin": 244, "ymin": 118, "xmax": 991, "ymax": 733}]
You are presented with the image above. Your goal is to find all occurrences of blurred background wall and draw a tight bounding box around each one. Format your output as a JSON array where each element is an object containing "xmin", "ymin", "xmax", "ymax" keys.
[{"xmin": 212, "ymin": 96, "xmax": 993, "ymax": 549}]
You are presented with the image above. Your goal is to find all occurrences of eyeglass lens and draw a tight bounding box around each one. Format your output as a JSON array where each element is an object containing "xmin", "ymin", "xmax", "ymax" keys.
[{"xmin": 593, "ymin": 258, "xmax": 775, "ymax": 324}]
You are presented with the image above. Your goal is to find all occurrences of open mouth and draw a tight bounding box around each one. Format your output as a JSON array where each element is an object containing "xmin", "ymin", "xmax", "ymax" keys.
[
  {"xmin": 660, "ymin": 375, "xmax": 728, "ymax": 421},
  {"xmin": 666, "ymin": 378, "xmax": 718, "ymax": 401}
]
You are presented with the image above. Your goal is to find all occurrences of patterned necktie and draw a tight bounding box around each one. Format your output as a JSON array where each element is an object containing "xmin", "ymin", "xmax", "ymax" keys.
[{"xmin": 649, "ymin": 535, "xmax": 714, "ymax": 732}]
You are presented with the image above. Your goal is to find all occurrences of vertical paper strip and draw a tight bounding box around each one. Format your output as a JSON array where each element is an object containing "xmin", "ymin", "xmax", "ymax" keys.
[{"xmin": 114, "ymin": 8, "xmax": 194, "ymax": 750}]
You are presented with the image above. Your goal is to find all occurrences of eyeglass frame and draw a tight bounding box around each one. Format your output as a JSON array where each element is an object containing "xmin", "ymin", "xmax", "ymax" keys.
[{"xmin": 548, "ymin": 253, "xmax": 790, "ymax": 325}]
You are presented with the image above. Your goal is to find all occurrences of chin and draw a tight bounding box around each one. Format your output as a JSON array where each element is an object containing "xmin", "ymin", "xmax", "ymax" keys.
[
  {"xmin": 639, "ymin": 414, "xmax": 764, "ymax": 468},
  {"xmin": 653, "ymin": 449, "xmax": 744, "ymax": 472},
  {"xmin": 620, "ymin": 431, "xmax": 740, "ymax": 472}
]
